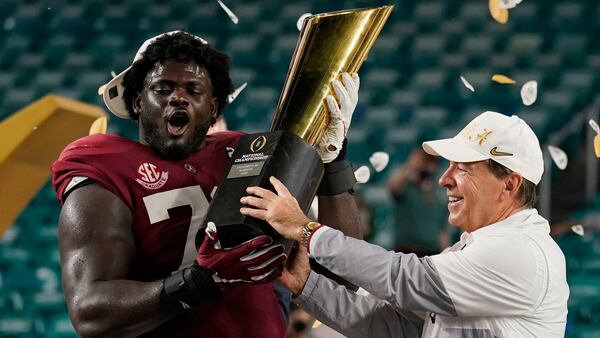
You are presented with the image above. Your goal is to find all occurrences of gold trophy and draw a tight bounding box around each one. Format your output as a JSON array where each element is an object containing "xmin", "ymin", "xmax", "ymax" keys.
[
  {"xmin": 272, "ymin": 5, "xmax": 394, "ymax": 144},
  {"xmin": 199, "ymin": 6, "xmax": 394, "ymax": 249}
]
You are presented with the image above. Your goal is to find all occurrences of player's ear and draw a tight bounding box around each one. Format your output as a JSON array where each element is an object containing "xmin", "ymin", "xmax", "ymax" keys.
[
  {"xmin": 210, "ymin": 97, "xmax": 218, "ymax": 125},
  {"xmin": 132, "ymin": 94, "xmax": 142, "ymax": 119}
]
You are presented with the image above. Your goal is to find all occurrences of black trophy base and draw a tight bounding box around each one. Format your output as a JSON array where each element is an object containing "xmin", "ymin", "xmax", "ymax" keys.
[{"xmin": 197, "ymin": 130, "xmax": 323, "ymax": 252}]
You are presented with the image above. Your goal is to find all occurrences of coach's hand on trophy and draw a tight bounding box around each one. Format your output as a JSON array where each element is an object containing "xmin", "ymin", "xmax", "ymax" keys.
[
  {"xmin": 317, "ymin": 72, "xmax": 360, "ymax": 163},
  {"xmin": 240, "ymin": 176, "xmax": 311, "ymax": 242},
  {"xmin": 196, "ymin": 222, "xmax": 287, "ymax": 289}
]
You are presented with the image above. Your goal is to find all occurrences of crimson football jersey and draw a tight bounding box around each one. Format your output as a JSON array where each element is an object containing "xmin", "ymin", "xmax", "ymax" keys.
[{"xmin": 52, "ymin": 131, "xmax": 286, "ymax": 338}]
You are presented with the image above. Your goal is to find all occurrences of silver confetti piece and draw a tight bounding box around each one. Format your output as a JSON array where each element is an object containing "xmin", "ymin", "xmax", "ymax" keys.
[
  {"xmin": 589, "ymin": 119, "xmax": 600, "ymax": 135},
  {"xmin": 498, "ymin": 0, "xmax": 522, "ymax": 9},
  {"xmin": 369, "ymin": 151, "xmax": 390, "ymax": 172},
  {"xmin": 520, "ymin": 80, "xmax": 538, "ymax": 106},
  {"xmin": 227, "ymin": 82, "xmax": 248, "ymax": 103},
  {"xmin": 354, "ymin": 166, "xmax": 371, "ymax": 184},
  {"xmin": 297, "ymin": 13, "xmax": 312, "ymax": 31},
  {"xmin": 460, "ymin": 75, "xmax": 475, "ymax": 92},
  {"xmin": 547, "ymin": 145, "xmax": 568, "ymax": 170},
  {"xmin": 571, "ymin": 224, "xmax": 584, "ymax": 236},
  {"xmin": 217, "ymin": 0, "xmax": 239, "ymax": 24}
]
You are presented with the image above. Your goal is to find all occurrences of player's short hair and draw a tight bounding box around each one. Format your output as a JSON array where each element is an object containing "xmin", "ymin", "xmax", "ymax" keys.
[{"xmin": 122, "ymin": 31, "xmax": 233, "ymax": 120}]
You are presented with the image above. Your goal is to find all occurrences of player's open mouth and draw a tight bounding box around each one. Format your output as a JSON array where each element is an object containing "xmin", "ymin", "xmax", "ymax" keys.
[{"xmin": 167, "ymin": 110, "xmax": 190, "ymax": 136}]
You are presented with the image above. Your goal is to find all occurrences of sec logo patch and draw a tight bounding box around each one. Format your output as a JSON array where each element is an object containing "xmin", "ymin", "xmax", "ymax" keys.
[{"xmin": 136, "ymin": 162, "xmax": 169, "ymax": 189}]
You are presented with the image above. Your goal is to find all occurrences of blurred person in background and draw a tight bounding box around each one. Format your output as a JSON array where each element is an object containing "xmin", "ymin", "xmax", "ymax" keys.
[
  {"xmin": 288, "ymin": 304, "xmax": 350, "ymax": 338},
  {"xmin": 388, "ymin": 148, "xmax": 449, "ymax": 256},
  {"xmin": 241, "ymin": 111, "xmax": 569, "ymax": 337},
  {"xmin": 287, "ymin": 305, "xmax": 312, "ymax": 338},
  {"xmin": 51, "ymin": 31, "xmax": 361, "ymax": 337}
]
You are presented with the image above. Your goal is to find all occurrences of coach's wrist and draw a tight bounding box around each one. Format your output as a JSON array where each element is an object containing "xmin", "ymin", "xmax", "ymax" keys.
[
  {"xmin": 290, "ymin": 269, "xmax": 311, "ymax": 297},
  {"xmin": 300, "ymin": 221, "xmax": 321, "ymax": 248}
]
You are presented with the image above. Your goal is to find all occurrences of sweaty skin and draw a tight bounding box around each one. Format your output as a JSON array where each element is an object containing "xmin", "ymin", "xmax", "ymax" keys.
[{"xmin": 59, "ymin": 184, "xmax": 174, "ymax": 337}]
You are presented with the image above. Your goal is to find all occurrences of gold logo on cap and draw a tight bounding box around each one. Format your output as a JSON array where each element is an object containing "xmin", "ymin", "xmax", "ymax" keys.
[
  {"xmin": 250, "ymin": 135, "xmax": 267, "ymax": 153},
  {"xmin": 469, "ymin": 128, "xmax": 492, "ymax": 145},
  {"xmin": 490, "ymin": 147, "xmax": 513, "ymax": 157}
]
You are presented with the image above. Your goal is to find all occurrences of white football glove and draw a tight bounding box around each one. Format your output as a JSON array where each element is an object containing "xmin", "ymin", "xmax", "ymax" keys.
[{"xmin": 317, "ymin": 72, "xmax": 360, "ymax": 163}]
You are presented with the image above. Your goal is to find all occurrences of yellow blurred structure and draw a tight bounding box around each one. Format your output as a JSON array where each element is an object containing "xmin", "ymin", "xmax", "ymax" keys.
[
  {"xmin": 89, "ymin": 116, "xmax": 108, "ymax": 135},
  {"xmin": 0, "ymin": 95, "xmax": 107, "ymax": 236}
]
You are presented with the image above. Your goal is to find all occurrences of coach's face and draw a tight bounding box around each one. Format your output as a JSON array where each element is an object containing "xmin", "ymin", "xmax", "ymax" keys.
[
  {"xmin": 135, "ymin": 59, "xmax": 217, "ymax": 160},
  {"xmin": 438, "ymin": 161, "xmax": 506, "ymax": 232}
]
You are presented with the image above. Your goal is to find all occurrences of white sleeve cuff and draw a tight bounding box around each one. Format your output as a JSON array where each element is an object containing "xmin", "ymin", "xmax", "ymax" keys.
[{"xmin": 307, "ymin": 225, "xmax": 331, "ymax": 256}]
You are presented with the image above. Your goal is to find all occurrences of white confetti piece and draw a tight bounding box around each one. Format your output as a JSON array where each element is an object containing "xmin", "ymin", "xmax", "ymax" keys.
[
  {"xmin": 297, "ymin": 13, "xmax": 312, "ymax": 31},
  {"xmin": 498, "ymin": 0, "xmax": 522, "ymax": 9},
  {"xmin": 369, "ymin": 151, "xmax": 390, "ymax": 172},
  {"xmin": 110, "ymin": 70, "xmax": 117, "ymax": 78},
  {"xmin": 227, "ymin": 82, "xmax": 247, "ymax": 103},
  {"xmin": 589, "ymin": 119, "xmax": 600, "ymax": 135},
  {"xmin": 354, "ymin": 166, "xmax": 370, "ymax": 184},
  {"xmin": 571, "ymin": 224, "xmax": 584, "ymax": 236},
  {"xmin": 520, "ymin": 80, "xmax": 537, "ymax": 106},
  {"xmin": 547, "ymin": 145, "xmax": 568, "ymax": 170},
  {"xmin": 460, "ymin": 76, "xmax": 475, "ymax": 92},
  {"xmin": 217, "ymin": 0, "xmax": 239, "ymax": 24}
]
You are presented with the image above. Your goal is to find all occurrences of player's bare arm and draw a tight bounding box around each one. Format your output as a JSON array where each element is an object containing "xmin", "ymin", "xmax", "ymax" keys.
[
  {"xmin": 59, "ymin": 183, "xmax": 174, "ymax": 337},
  {"xmin": 318, "ymin": 193, "xmax": 362, "ymax": 239}
]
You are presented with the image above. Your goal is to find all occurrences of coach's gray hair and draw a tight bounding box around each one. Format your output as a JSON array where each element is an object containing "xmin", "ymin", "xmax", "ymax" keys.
[{"xmin": 487, "ymin": 160, "xmax": 537, "ymax": 208}]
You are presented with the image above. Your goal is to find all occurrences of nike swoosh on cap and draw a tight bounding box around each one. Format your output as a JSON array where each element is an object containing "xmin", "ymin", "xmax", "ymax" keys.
[{"xmin": 490, "ymin": 147, "xmax": 513, "ymax": 157}]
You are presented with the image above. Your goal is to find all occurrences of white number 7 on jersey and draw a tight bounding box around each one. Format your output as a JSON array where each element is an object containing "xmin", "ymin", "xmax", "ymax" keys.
[{"xmin": 142, "ymin": 186, "xmax": 209, "ymax": 272}]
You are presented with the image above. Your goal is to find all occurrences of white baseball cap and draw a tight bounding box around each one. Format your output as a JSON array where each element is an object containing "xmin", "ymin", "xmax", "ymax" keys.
[
  {"xmin": 422, "ymin": 111, "xmax": 544, "ymax": 185},
  {"xmin": 100, "ymin": 31, "xmax": 207, "ymax": 119}
]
